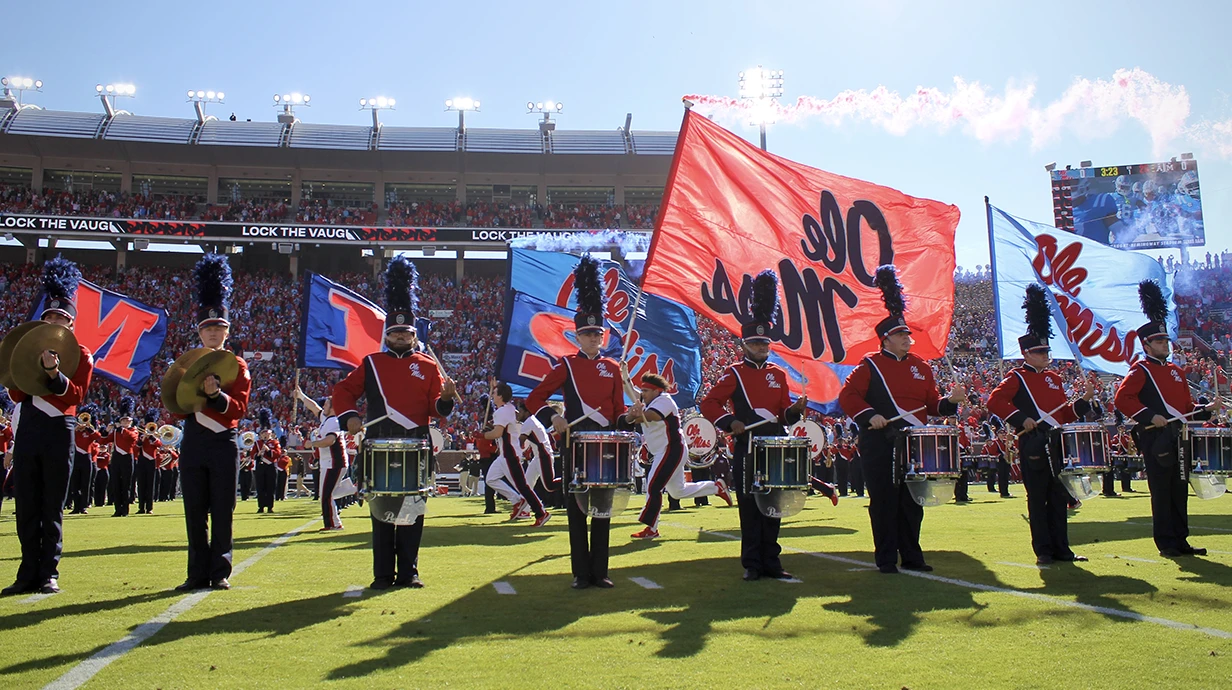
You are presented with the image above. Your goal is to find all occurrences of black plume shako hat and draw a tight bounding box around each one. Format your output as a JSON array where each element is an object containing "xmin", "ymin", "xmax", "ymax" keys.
[
  {"xmin": 117, "ymin": 396, "xmax": 136, "ymax": 421},
  {"xmin": 742, "ymin": 269, "xmax": 778, "ymax": 342},
  {"xmin": 873, "ymin": 265, "xmax": 910, "ymax": 340},
  {"xmin": 194, "ymin": 254, "xmax": 233, "ymax": 327},
  {"xmin": 257, "ymin": 407, "xmax": 273, "ymax": 431},
  {"xmin": 41, "ymin": 256, "xmax": 82, "ymax": 321},
  {"xmin": 143, "ymin": 408, "xmax": 159, "ymax": 425},
  {"xmin": 1137, "ymin": 280, "xmax": 1170, "ymax": 343},
  {"xmin": 572, "ymin": 255, "xmax": 607, "ymax": 335},
  {"xmin": 383, "ymin": 255, "xmax": 419, "ymax": 334},
  {"xmin": 1018, "ymin": 283, "xmax": 1053, "ymax": 354}
]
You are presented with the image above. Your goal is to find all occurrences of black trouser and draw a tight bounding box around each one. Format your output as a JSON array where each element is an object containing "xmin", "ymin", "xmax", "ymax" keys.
[
  {"xmin": 1102, "ymin": 468, "xmax": 1134, "ymax": 494},
  {"xmin": 734, "ymin": 433, "xmax": 784, "ymax": 575},
  {"xmin": 986, "ymin": 457, "xmax": 1011, "ymax": 495},
  {"xmin": 275, "ymin": 469, "xmax": 287, "ymax": 500},
  {"xmin": 954, "ymin": 468, "xmax": 970, "ymax": 502},
  {"xmin": 849, "ymin": 455, "xmax": 864, "ymax": 497},
  {"xmin": 1139, "ymin": 428, "xmax": 1191, "ymax": 552},
  {"xmin": 480, "ymin": 454, "xmax": 497, "ymax": 512},
  {"xmin": 111, "ymin": 453, "xmax": 134, "ymax": 516},
  {"xmin": 255, "ymin": 463, "xmax": 276, "ymax": 510},
  {"xmin": 239, "ymin": 468, "xmax": 253, "ymax": 500},
  {"xmin": 11, "ymin": 412, "xmax": 73, "ymax": 587},
  {"xmin": 311, "ymin": 469, "xmax": 320, "ymax": 501},
  {"xmin": 1019, "ymin": 440, "xmax": 1074, "ymax": 559},
  {"xmin": 690, "ymin": 464, "xmax": 711, "ymax": 506},
  {"xmin": 136, "ymin": 458, "xmax": 157, "ymax": 513},
  {"xmin": 564, "ymin": 421, "xmax": 611, "ymax": 582},
  {"xmin": 860, "ymin": 429, "xmax": 925, "ymax": 569},
  {"xmin": 69, "ymin": 452, "xmax": 94, "ymax": 512},
  {"xmin": 93, "ymin": 468, "xmax": 109, "ymax": 507},
  {"xmin": 835, "ymin": 458, "xmax": 850, "ymax": 495},
  {"xmin": 180, "ymin": 425, "xmax": 239, "ymax": 583}
]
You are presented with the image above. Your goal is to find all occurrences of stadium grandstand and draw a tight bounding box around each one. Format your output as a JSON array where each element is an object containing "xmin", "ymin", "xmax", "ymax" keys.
[{"xmin": 1, "ymin": 94, "xmax": 1229, "ymax": 447}]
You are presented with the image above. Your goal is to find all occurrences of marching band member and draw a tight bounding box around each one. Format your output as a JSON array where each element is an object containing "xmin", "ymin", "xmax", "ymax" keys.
[
  {"xmin": 1114, "ymin": 281, "xmax": 1220, "ymax": 558},
  {"xmin": 298, "ymin": 388, "xmax": 346, "ymax": 531},
  {"xmin": 92, "ymin": 444, "xmax": 110, "ymax": 509},
  {"xmin": 253, "ymin": 408, "xmax": 280, "ymax": 514},
  {"xmin": 983, "ymin": 421, "xmax": 1014, "ymax": 498},
  {"xmin": 0, "ymin": 392, "xmax": 13, "ymax": 516},
  {"xmin": 157, "ymin": 445, "xmax": 179, "ymax": 502},
  {"xmin": 988, "ymin": 284, "xmax": 1094, "ymax": 565},
  {"xmin": 136, "ymin": 410, "xmax": 163, "ymax": 515},
  {"xmin": 629, "ymin": 371, "xmax": 731, "ymax": 541},
  {"xmin": 483, "ymin": 383, "xmax": 551, "ymax": 526},
  {"xmin": 68, "ymin": 404, "xmax": 103, "ymax": 514},
  {"xmin": 701, "ymin": 270, "xmax": 807, "ymax": 582},
  {"xmin": 109, "ymin": 398, "xmax": 139, "ymax": 517},
  {"xmin": 172, "ymin": 254, "xmax": 251, "ymax": 592},
  {"xmin": 239, "ymin": 430, "xmax": 255, "ymax": 501},
  {"xmin": 525, "ymin": 256, "xmax": 627, "ymax": 590},
  {"xmin": 838, "ymin": 266, "xmax": 964, "ymax": 575},
  {"xmin": 332, "ymin": 256, "xmax": 457, "ymax": 590},
  {"xmin": 3, "ymin": 258, "xmax": 95, "ymax": 596}
]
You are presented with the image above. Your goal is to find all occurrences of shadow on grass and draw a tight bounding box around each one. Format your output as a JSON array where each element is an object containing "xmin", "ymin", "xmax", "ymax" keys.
[
  {"xmin": 325, "ymin": 555, "xmax": 812, "ymax": 678},
  {"xmin": 62, "ymin": 532, "xmax": 300, "ymax": 560},
  {"xmin": 0, "ymin": 590, "xmax": 180, "ymax": 634}
]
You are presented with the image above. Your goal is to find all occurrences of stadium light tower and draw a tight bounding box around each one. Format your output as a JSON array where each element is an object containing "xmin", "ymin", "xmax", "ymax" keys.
[
  {"xmin": 444, "ymin": 97, "xmax": 480, "ymax": 133},
  {"xmin": 738, "ymin": 66, "xmax": 783, "ymax": 151},
  {"xmin": 527, "ymin": 100, "xmax": 563, "ymax": 134},
  {"xmin": 360, "ymin": 96, "xmax": 396, "ymax": 128},
  {"xmin": 187, "ymin": 89, "xmax": 225, "ymax": 122},
  {"xmin": 95, "ymin": 82, "xmax": 136, "ymax": 117},
  {"xmin": 1, "ymin": 76, "xmax": 43, "ymax": 110},
  {"xmin": 273, "ymin": 92, "xmax": 311, "ymax": 124}
]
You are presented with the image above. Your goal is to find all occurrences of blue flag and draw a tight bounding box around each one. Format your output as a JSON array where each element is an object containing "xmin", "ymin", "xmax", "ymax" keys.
[
  {"xmin": 499, "ymin": 248, "xmax": 704, "ymax": 407},
  {"xmin": 297, "ymin": 272, "xmax": 431, "ymax": 370},
  {"xmin": 988, "ymin": 203, "xmax": 1175, "ymax": 376}
]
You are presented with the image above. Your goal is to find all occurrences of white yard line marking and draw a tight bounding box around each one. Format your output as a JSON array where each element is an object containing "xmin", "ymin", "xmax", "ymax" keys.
[
  {"xmin": 1107, "ymin": 555, "xmax": 1160, "ymax": 564},
  {"xmin": 43, "ymin": 518, "xmax": 320, "ymax": 690},
  {"xmin": 1128, "ymin": 519, "xmax": 1232, "ymax": 533},
  {"xmin": 847, "ymin": 567, "xmax": 878, "ymax": 572},
  {"xmin": 629, "ymin": 577, "xmax": 663, "ymax": 590},
  {"xmin": 780, "ymin": 577, "xmax": 804, "ymax": 584},
  {"xmin": 19, "ymin": 592, "xmax": 54, "ymax": 605},
  {"xmin": 492, "ymin": 581, "xmax": 517, "ymax": 595},
  {"xmin": 998, "ymin": 561, "xmax": 1049, "ymax": 570},
  {"xmin": 666, "ymin": 521, "xmax": 1232, "ymax": 640},
  {"xmin": 342, "ymin": 585, "xmax": 364, "ymax": 598}
]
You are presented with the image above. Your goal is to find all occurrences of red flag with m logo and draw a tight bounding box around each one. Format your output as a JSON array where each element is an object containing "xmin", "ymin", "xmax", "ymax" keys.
[{"xmin": 641, "ymin": 111, "xmax": 960, "ymax": 403}]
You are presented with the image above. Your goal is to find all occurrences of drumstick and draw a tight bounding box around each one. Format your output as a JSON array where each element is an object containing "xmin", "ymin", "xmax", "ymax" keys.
[
  {"xmin": 886, "ymin": 407, "xmax": 926, "ymax": 424},
  {"xmin": 362, "ymin": 415, "xmax": 389, "ymax": 430}
]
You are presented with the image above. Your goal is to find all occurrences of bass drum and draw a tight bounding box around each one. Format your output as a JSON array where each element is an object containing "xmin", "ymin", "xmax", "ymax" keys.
[
  {"xmin": 429, "ymin": 427, "xmax": 446, "ymax": 455},
  {"xmin": 683, "ymin": 415, "xmax": 719, "ymax": 469},
  {"xmin": 789, "ymin": 420, "xmax": 827, "ymax": 463}
]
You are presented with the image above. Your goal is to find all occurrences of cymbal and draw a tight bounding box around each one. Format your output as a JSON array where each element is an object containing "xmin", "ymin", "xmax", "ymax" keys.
[
  {"xmin": 0, "ymin": 321, "xmax": 45, "ymax": 390},
  {"xmin": 176, "ymin": 349, "xmax": 239, "ymax": 414},
  {"xmin": 10, "ymin": 323, "xmax": 82, "ymax": 397},
  {"xmin": 161, "ymin": 348, "xmax": 212, "ymax": 415}
]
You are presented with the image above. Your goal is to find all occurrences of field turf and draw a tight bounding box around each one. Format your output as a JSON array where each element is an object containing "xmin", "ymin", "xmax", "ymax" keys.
[{"xmin": 1, "ymin": 483, "xmax": 1231, "ymax": 689}]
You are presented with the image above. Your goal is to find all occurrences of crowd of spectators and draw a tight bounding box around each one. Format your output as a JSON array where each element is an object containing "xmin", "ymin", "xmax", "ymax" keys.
[
  {"xmin": 295, "ymin": 200, "xmax": 378, "ymax": 226},
  {"xmin": 202, "ymin": 200, "xmax": 290, "ymax": 223},
  {"xmin": 0, "ymin": 184, "xmax": 199, "ymax": 220}
]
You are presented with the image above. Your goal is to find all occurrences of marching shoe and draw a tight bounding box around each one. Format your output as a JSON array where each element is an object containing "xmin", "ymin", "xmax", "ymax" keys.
[
  {"xmin": 630, "ymin": 527, "xmax": 659, "ymax": 540},
  {"xmin": 533, "ymin": 512, "xmax": 552, "ymax": 527},
  {"xmin": 764, "ymin": 570, "xmax": 794, "ymax": 580},
  {"xmin": 571, "ymin": 577, "xmax": 590, "ymax": 590},
  {"xmin": 369, "ymin": 578, "xmax": 395, "ymax": 591},
  {"xmin": 210, "ymin": 578, "xmax": 231, "ymax": 590},
  {"xmin": 1180, "ymin": 546, "xmax": 1207, "ymax": 556},
  {"xmin": 509, "ymin": 499, "xmax": 526, "ymax": 520},
  {"xmin": 902, "ymin": 563, "xmax": 934, "ymax": 572},
  {"xmin": 174, "ymin": 578, "xmax": 210, "ymax": 592},
  {"xmin": 1036, "ymin": 556, "xmax": 1055, "ymax": 565},
  {"xmin": 39, "ymin": 579, "xmax": 60, "ymax": 594},
  {"xmin": 714, "ymin": 479, "xmax": 734, "ymax": 507},
  {"xmin": 1, "ymin": 581, "xmax": 35, "ymax": 596},
  {"xmin": 396, "ymin": 575, "xmax": 424, "ymax": 588},
  {"xmin": 592, "ymin": 577, "xmax": 615, "ymax": 589},
  {"xmin": 1055, "ymin": 554, "xmax": 1088, "ymax": 562},
  {"xmin": 743, "ymin": 568, "xmax": 761, "ymax": 581},
  {"xmin": 878, "ymin": 565, "xmax": 900, "ymax": 574},
  {"xmin": 1159, "ymin": 548, "xmax": 1184, "ymax": 558}
]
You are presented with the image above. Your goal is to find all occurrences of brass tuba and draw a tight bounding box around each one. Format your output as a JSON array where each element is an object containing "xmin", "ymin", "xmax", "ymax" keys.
[
  {"xmin": 239, "ymin": 430, "xmax": 257, "ymax": 451},
  {"xmin": 157, "ymin": 424, "xmax": 182, "ymax": 448},
  {"xmin": 78, "ymin": 411, "xmax": 92, "ymax": 427}
]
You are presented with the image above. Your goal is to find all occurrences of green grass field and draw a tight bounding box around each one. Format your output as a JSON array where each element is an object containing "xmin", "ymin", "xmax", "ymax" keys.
[{"xmin": 2, "ymin": 483, "xmax": 1231, "ymax": 689}]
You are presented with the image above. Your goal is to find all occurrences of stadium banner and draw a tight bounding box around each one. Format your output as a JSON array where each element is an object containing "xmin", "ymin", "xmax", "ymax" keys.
[
  {"xmin": 296, "ymin": 272, "xmax": 430, "ymax": 370},
  {"xmin": 640, "ymin": 110, "xmax": 959, "ymax": 409},
  {"xmin": 988, "ymin": 202, "xmax": 1175, "ymax": 376},
  {"xmin": 244, "ymin": 351, "xmax": 275, "ymax": 363},
  {"xmin": 31, "ymin": 280, "xmax": 167, "ymax": 392},
  {"xmin": 0, "ymin": 213, "xmax": 643, "ymax": 245},
  {"xmin": 497, "ymin": 248, "xmax": 703, "ymax": 407}
]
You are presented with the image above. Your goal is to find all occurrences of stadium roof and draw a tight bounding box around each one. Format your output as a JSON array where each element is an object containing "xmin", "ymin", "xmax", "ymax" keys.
[{"xmin": 0, "ymin": 105, "xmax": 678, "ymax": 156}]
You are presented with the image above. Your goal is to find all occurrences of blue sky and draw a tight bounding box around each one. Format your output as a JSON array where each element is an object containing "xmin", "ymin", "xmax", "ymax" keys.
[{"xmin": 7, "ymin": 0, "xmax": 1230, "ymax": 269}]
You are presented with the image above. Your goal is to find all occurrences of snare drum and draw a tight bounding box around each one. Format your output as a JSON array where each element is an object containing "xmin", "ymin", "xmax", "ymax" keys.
[
  {"xmin": 363, "ymin": 438, "xmax": 432, "ymax": 495},
  {"xmin": 747, "ymin": 437, "xmax": 810, "ymax": 493},
  {"xmin": 789, "ymin": 420, "xmax": 827, "ymax": 463},
  {"xmin": 568, "ymin": 431, "xmax": 638, "ymax": 488},
  {"xmin": 682, "ymin": 415, "xmax": 717, "ymax": 459},
  {"xmin": 905, "ymin": 426, "xmax": 960, "ymax": 477},
  {"xmin": 1059, "ymin": 423, "xmax": 1107, "ymax": 474},
  {"xmin": 1187, "ymin": 426, "xmax": 1232, "ymax": 475},
  {"xmin": 975, "ymin": 454, "xmax": 997, "ymax": 472}
]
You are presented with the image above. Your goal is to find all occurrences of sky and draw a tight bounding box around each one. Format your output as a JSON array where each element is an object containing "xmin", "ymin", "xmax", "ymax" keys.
[{"xmin": 6, "ymin": 0, "xmax": 1231, "ymax": 270}]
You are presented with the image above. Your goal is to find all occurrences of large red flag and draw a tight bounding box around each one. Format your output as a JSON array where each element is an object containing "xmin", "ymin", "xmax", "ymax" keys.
[{"xmin": 642, "ymin": 110, "xmax": 959, "ymax": 402}]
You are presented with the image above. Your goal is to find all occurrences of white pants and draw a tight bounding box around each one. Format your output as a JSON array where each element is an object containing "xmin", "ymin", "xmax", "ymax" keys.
[
  {"xmin": 639, "ymin": 449, "xmax": 718, "ymax": 528},
  {"xmin": 524, "ymin": 452, "xmax": 543, "ymax": 491},
  {"xmin": 485, "ymin": 457, "xmax": 522, "ymax": 503}
]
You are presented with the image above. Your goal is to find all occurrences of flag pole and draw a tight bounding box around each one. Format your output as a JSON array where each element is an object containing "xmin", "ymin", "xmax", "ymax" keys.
[{"xmin": 620, "ymin": 282, "xmax": 646, "ymax": 364}]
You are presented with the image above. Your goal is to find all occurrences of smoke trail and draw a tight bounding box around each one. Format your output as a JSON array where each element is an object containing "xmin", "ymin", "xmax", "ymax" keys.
[
  {"xmin": 686, "ymin": 68, "xmax": 1202, "ymax": 157},
  {"xmin": 508, "ymin": 229, "xmax": 651, "ymax": 256}
]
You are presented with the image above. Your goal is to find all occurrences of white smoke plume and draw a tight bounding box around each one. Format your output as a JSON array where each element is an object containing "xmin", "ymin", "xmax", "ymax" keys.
[
  {"xmin": 508, "ymin": 229, "xmax": 650, "ymax": 256},
  {"xmin": 684, "ymin": 68, "xmax": 1231, "ymax": 158}
]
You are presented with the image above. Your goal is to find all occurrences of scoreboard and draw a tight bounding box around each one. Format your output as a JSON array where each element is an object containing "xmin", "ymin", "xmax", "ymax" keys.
[{"xmin": 1050, "ymin": 159, "xmax": 1204, "ymax": 250}]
